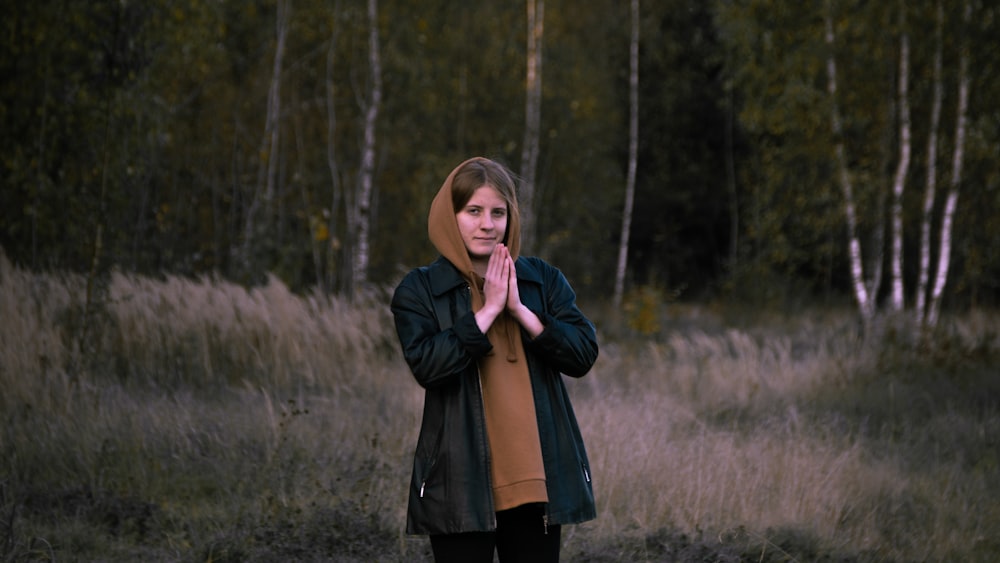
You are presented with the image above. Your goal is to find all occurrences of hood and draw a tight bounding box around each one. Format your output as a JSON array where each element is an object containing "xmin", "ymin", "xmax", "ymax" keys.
[{"xmin": 427, "ymin": 157, "xmax": 521, "ymax": 279}]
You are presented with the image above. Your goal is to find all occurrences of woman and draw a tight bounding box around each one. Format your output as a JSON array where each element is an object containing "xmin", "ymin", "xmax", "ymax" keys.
[{"xmin": 391, "ymin": 157, "xmax": 598, "ymax": 562}]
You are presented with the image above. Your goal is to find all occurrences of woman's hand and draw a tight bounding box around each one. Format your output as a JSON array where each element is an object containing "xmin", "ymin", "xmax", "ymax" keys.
[
  {"xmin": 475, "ymin": 244, "xmax": 509, "ymax": 333},
  {"xmin": 477, "ymin": 244, "xmax": 544, "ymax": 338},
  {"xmin": 500, "ymin": 246, "xmax": 545, "ymax": 339}
]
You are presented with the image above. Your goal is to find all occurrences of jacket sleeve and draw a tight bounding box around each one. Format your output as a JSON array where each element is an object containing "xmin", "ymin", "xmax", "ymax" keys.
[
  {"xmin": 391, "ymin": 270, "xmax": 493, "ymax": 389},
  {"xmin": 523, "ymin": 260, "xmax": 598, "ymax": 378}
]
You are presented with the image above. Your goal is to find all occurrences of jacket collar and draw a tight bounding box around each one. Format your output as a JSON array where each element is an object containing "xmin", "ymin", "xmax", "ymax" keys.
[{"xmin": 427, "ymin": 256, "xmax": 466, "ymax": 297}]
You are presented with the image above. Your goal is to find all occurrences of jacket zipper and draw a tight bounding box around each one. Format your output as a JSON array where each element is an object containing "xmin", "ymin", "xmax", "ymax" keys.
[
  {"xmin": 467, "ymin": 284, "xmax": 497, "ymax": 528},
  {"xmin": 475, "ymin": 362, "xmax": 498, "ymax": 530}
]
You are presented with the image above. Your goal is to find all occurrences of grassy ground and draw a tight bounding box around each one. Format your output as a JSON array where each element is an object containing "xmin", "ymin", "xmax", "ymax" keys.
[{"xmin": 2, "ymin": 254, "xmax": 998, "ymax": 562}]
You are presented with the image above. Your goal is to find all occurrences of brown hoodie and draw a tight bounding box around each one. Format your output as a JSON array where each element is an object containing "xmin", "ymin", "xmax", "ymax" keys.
[{"xmin": 427, "ymin": 157, "xmax": 548, "ymax": 511}]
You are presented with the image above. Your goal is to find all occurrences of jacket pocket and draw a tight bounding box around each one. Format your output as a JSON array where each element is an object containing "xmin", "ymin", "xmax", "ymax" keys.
[
  {"xmin": 416, "ymin": 421, "xmax": 446, "ymax": 499},
  {"xmin": 418, "ymin": 453, "xmax": 443, "ymax": 498}
]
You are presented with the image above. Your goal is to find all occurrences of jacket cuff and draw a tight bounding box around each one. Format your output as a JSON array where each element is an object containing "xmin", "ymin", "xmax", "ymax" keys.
[
  {"xmin": 453, "ymin": 310, "xmax": 494, "ymax": 356},
  {"xmin": 524, "ymin": 310, "xmax": 557, "ymax": 345}
]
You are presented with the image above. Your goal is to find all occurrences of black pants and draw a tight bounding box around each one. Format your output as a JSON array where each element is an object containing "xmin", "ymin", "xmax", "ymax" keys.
[{"xmin": 429, "ymin": 503, "xmax": 561, "ymax": 563}]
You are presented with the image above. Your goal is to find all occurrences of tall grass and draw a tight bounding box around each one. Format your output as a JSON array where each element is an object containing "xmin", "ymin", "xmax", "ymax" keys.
[{"xmin": 2, "ymin": 252, "xmax": 998, "ymax": 561}]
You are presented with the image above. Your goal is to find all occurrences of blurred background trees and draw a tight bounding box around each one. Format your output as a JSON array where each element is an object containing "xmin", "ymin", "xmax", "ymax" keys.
[{"xmin": 3, "ymin": 0, "xmax": 998, "ymax": 318}]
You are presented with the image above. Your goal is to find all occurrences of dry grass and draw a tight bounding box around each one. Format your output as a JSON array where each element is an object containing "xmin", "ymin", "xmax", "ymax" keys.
[{"xmin": 2, "ymin": 253, "xmax": 998, "ymax": 562}]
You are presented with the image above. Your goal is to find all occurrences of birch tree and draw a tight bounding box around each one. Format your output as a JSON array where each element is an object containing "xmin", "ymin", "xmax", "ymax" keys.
[
  {"xmin": 350, "ymin": 0, "xmax": 382, "ymax": 294},
  {"xmin": 916, "ymin": 0, "xmax": 944, "ymax": 324},
  {"xmin": 243, "ymin": 0, "xmax": 290, "ymax": 275},
  {"xmin": 519, "ymin": 0, "xmax": 543, "ymax": 252},
  {"xmin": 613, "ymin": 0, "xmax": 639, "ymax": 310},
  {"xmin": 824, "ymin": 0, "xmax": 879, "ymax": 322},
  {"xmin": 824, "ymin": 0, "xmax": 974, "ymax": 326},
  {"xmin": 927, "ymin": 0, "xmax": 971, "ymax": 328},
  {"xmin": 889, "ymin": 1, "xmax": 911, "ymax": 313}
]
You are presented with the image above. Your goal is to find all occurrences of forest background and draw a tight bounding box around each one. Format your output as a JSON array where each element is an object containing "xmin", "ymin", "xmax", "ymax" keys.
[
  {"xmin": 3, "ymin": 0, "xmax": 1000, "ymax": 562},
  {"xmin": 3, "ymin": 0, "xmax": 999, "ymax": 314}
]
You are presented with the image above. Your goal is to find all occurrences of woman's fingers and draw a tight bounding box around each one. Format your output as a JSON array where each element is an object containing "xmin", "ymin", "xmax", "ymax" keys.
[
  {"xmin": 505, "ymin": 253, "xmax": 521, "ymax": 308},
  {"xmin": 483, "ymin": 245, "xmax": 508, "ymax": 311}
]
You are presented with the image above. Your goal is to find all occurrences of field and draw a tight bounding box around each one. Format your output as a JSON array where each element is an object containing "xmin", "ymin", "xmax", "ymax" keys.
[{"xmin": 2, "ymin": 253, "xmax": 999, "ymax": 562}]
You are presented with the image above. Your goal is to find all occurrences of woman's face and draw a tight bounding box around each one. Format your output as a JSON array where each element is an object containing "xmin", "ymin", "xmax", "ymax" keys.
[{"xmin": 456, "ymin": 185, "xmax": 508, "ymax": 263}]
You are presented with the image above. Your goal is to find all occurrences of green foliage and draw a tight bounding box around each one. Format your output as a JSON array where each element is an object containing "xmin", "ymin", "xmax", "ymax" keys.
[
  {"xmin": 714, "ymin": 0, "xmax": 1000, "ymax": 308},
  {"xmin": 2, "ymin": 0, "xmax": 1000, "ymax": 310}
]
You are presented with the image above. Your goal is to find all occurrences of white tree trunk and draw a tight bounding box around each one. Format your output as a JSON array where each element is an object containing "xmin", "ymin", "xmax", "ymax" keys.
[
  {"xmin": 825, "ymin": 1, "xmax": 875, "ymax": 322},
  {"xmin": 613, "ymin": 0, "xmax": 639, "ymax": 309},
  {"xmin": 352, "ymin": 0, "xmax": 382, "ymax": 294},
  {"xmin": 244, "ymin": 0, "xmax": 290, "ymax": 271},
  {"xmin": 928, "ymin": 0, "xmax": 971, "ymax": 327},
  {"xmin": 519, "ymin": 0, "xmax": 543, "ymax": 253},
  {"xmin": 263, "ymin": 0, "xmax": 288, "ymax": 208},
  {"xmin": 916, "ymin": 0, "xmax": 944, "ymax": 324},
  {"xmin": 889, "ymin": 2, "xmax": 911, "ymax": 312}
]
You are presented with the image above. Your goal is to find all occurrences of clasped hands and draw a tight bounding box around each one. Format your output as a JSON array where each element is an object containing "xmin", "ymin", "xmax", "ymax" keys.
[{"xmin": 475, "ymin": 244, "xmax": 544, "ymax": 338}]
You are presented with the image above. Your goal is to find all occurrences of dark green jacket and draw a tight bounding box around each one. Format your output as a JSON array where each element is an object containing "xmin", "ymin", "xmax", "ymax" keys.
[{"xmin": 391, "ymin": 255, "xmax": 598, "ymax": 535}]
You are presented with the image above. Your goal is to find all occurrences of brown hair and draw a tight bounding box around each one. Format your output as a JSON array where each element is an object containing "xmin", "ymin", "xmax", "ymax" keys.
[{"xmin": 450, "ymin": 158, "xmax": 521, "ymax": 219}]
